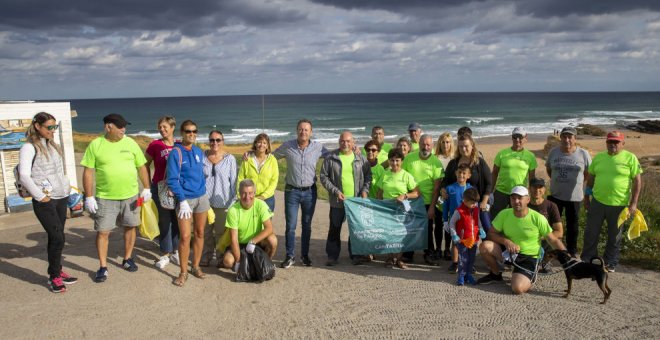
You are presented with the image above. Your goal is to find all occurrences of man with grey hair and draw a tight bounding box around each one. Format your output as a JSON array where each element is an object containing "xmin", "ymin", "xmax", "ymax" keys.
[
  {"xmin": 408, "ymin": 122, "xmax": 422, "ymax": 152},
  {"xmin": 402, "ymin": 134, "xmax": 444, "ymax": 265},
  {"xmin": 320, "ymin": 131, "xmax": 371, "ymax": 266},
  {"xmin": 222, "ymin": 179, "xmax": 278, "ymax": 271}
]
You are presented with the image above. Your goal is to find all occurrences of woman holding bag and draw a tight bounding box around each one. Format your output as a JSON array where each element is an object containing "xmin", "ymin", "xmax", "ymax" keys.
[
  {"xmin": 166, "ymin": 120, "xmax": 208, "ymax": 287},
  {"xmin": 19, "ymin": 112, "xmax": 77, "ymax": 293}
]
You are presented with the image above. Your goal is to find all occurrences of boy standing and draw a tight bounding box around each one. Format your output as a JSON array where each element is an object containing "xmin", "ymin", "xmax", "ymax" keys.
[
  {"xmin": 449, "ymin": 188, "xmax": 485, "ymax": 285},
  {"xmin": 443, "ymin": 164, "xmax": 472, "ymax": 272}
]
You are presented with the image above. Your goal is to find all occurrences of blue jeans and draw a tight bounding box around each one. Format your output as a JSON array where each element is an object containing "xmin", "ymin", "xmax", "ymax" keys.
[
  {"xmin": 284, "ymin": 185, "xmax": 317, "ymax": 258},
  {"xmin": 457, "ymin": 243, "xmax": 477, "ymax": 279},
  {"xmin": 151, "ymin": 184, "xmax": 180, "ymax": 254},
  {"xmin": 263, "ymin": 196, "xmax": 275, "ymax": 212}
]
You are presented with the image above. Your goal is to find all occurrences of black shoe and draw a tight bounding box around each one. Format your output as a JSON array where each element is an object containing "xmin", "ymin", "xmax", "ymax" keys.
[
  {"xmin": 443, "ymin": 250, "xmax": 451, "ymax": 260},
  {"xmin": 281, "ymin": 256, "xmax": 295, "ymax": 269},
  {"xmin": 325, "ymin": 259, "xmax": 338, "ymax": 267},
  {"xmin": 424, "ymin": 253, "xmax": 440, "ymax": 266},
  {"xmin": 448, "ymin": 262, "xmax": 458, "ymax": 273},
  {"xmin": 477, "ymin": 272, "xmax": 503, "ymax": 285},
  {"xmin": 301, "ymin": 256, "xmax": 312, "ymax": 267}
]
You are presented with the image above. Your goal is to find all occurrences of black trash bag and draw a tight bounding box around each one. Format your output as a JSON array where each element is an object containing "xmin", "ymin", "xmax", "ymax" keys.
[
  {"xmin": 251, "ymin": 246, "xmax": 276, "ymax": 282},
  {"xmin": 235, "ymin": 248, "xmax": 256, "ymax": 282}
]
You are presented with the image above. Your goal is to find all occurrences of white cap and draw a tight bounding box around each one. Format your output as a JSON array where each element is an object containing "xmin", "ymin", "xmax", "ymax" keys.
[
  {"xmin": 512, "ymin": 127, "xmax": 526, "ymax": 136},
  {"xmin": 510, "ymin": 186, "xmax": 529, "ymax": 196}
]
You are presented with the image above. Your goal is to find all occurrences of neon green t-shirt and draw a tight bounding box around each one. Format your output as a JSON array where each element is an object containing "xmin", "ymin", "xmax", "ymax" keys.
[
  {"xmin": 411, "ymin": 142, "xmax": 419, "ymax": 152},
  {"xmin": 377, "ymin": 169, "xmax": 417, "ymax": 199},
  {"xmin": 589, "ymin": 150, "xmax": 642, "ymax": 206},
  {"xmin": 363, "ymin": 142, "xmax": 392, "ymax": 165},
  {"xmin": 369, "ymin": 164, "xmax": 385, "ymax": 198},
  {"xmin": 403, "ymin": 152, "xmax": 443, "ymax": 204},
  {"xmin": 492, "ymin": 208, "xmax": 552, "ymax": 257},
  {"xmin": 80, "ymin": 136, "xmax": 147, "ymax": 200},
  {"xmin": 339, "ymin": 153, "xmax": 355, "ymax": 198},
  {"xmin": 494, "ymin": 148, "xmax": 538, "ymax": 194},
  {"xmin": 225, "ymin": 199, "xmax": 274, "ymax": 244}
]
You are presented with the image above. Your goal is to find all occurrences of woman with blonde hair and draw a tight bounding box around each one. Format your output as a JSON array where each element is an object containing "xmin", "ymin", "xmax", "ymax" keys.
[
  {"xmin": 434, "ymin": 132, "xmax": 454, "ymax": 170},
  {"xmin": 19, "ymin": 112, "xmax": 77, "ymax": 293},
  {"xmin": 238, "ymin": 133, "xmax": 279, "ymax": 212}
]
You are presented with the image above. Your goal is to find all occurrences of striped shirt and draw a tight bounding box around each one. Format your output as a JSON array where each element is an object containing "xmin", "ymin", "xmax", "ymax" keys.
[
  {"xmin": 273, "ymin": 139, "xmax": 329, "ymax": 187},
  {"xmin": 203, "ymin": 153, "xmax": 237, "ymax": 209}
]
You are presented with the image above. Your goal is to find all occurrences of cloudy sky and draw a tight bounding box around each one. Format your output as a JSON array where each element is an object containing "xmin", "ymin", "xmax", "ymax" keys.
[{"xmin": 1, "ymin": 0, "xmax": 660, "ymax": 99}]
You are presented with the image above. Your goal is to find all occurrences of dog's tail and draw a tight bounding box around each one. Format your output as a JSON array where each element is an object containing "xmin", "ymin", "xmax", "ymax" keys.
[{"xmin": 590, "ymin": 257, "xmax": 606, "ymax": 270}]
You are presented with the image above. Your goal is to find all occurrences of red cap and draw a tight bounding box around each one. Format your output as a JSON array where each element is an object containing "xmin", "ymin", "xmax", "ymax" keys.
[{"xmin": 606, "ymin": 131, "xmax": 625, "ymax": 142}]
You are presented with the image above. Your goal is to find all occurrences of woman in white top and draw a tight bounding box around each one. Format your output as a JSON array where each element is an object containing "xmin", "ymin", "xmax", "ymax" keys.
[{"xmin": 434, "ymin": 132, "xmax": 454, "ymax": 170}]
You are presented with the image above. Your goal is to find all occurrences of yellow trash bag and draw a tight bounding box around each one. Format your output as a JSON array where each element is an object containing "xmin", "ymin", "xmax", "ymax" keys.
[
  {"xmin": 139, "ymin": 200, "xmax": 160, "ymax": 241},
  {"xmin": 617, "ymin": 208, "xmax": 649, "ymax": 241},
  {"xmin": 207, "ymin": 208, "xmax": 216, "ymax": 225}
]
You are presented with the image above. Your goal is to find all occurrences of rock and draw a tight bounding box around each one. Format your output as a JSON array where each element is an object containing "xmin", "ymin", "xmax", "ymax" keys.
[
  {"xmin": 627, "ymin": 120, "xmax": 660, "ymax": 134},
  {"xmin": 576, "ymin": 124, "xmax": 606, "ymax": 136}
]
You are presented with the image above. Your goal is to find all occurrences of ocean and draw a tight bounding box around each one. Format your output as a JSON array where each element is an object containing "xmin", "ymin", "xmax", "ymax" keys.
[{"xmin": 66, "ymin": 92, "xmax": 660, "ymax": 146}]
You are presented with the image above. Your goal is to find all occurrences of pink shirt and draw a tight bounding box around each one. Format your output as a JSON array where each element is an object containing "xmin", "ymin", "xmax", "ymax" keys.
[{"xmin": 146, "ymin": 139, "xmax": 173, "ymax": 183}]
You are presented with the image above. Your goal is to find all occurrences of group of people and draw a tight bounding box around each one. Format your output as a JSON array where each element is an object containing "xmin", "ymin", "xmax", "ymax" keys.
[{"xmin": 19, "ymin": 112, "xmax": 642, "ymax": 294}]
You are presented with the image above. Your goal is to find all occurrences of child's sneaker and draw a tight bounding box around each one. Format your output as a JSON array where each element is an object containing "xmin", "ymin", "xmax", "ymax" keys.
[
  {"xmin": 95, "ymin": 267, "xmax": 108, "ymax": 283},
  {"xmin": 466, "ymin": 275, "xmax": 477, "ymax": 285},
  {"xmin": 155, "ymin": 255, "xmax": 170, "ymax": 269},
  {"xmin": 48, "ymin": 277, "xmax": 67, "ymax": 293},
  {"xmin": 448, "ymin": 262, "xmax": 458, "ymax": 273},
  {"xmin": 456, "ymin": 276, "xmax": 465, "ymax": 286},
  {"xmin": 59, "ymin": 270, "xmax": 78, "ymax": 284}
]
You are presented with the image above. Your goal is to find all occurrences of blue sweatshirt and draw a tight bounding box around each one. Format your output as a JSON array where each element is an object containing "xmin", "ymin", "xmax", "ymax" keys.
[
  {"xmin": 443, "ymin": 182, "xmax": 472, "ymax": 222},
  {"xmin": 166, "ymin": 144, "xmax": 206, "ymax": 201}
]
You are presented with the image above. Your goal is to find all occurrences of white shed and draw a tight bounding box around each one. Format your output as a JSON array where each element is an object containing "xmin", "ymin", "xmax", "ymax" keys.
[{"xmin": 0, "ymin": 101, "xmax": 78, "ymax": 213}]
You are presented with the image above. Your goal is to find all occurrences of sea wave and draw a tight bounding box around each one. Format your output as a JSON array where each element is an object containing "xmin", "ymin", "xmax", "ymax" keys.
[
  {"xmin": 448, "ymin": 116, "xmax": 505, "ymax": 125},
  {"xmin": 315, "ymin": 126, "xmax": 366, "ymax": 132}
]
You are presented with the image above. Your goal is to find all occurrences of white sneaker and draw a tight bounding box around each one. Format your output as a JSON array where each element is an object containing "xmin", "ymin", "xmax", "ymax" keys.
[
  {"xmin": 170, "ymin": 251, "xmax": 180, "ymax": 266},
  {"xmin": 155, "ymin": 255, "xmax": 170, "ymax": 269}
]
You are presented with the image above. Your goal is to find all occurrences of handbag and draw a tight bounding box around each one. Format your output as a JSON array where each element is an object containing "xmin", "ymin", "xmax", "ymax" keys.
[{"xmin": 158, "ymin": 147, "xmax": 182, "ymax": 210}]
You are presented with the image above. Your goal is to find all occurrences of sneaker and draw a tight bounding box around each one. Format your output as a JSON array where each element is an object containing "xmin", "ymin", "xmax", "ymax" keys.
[
  {"xmin": 170, "ymin": 251, "xmax": 180, "ymax": 266},
  {"xmin": 155, "ymin": 255, "xmax": 170, "ymax": 269},
  {"xmin": 477, "ymin": 272, "xmax": 503, "ymax": 285},
  {"xmin": 424, "ymin": 253, "xmax": 440, "ymax": 266},
  {"xmin": 59, "ymin": 270, "xmax": 78, "ymax": 285},
  {"xmin": 48, "ymin": 277, "xmax": 66, "ymax": 293},
  {"xmin": 325, "ymin": 259, "xmax": 339, "ymax": 267},
  {"xmin": 466, "ymin": 275, "xmax": 477, "ymax": 285},
  {"xmin": 95, "ymin": 267, "xmax": 108, "ymax": 283},
  {"xmin": 301, "ymin": 256, "xmax": 312, "ymax": 267},
  {"xmin": 456, "ymin": 276, "xmax": 465, "ymax": 286},
  {"xmin": 122, "ymin": 258, "xmax": 138, "ymax": 272},
  {"xmin": 448, "ymin": 262, "xmax": 458, "ymax": 273},
  {"xmin": 606, "ymin": 265, "xmax": 616, "ymax": 273},
  {"xmin": 281, "ymin": 256, "xmax": 295, "ymax": 269}
]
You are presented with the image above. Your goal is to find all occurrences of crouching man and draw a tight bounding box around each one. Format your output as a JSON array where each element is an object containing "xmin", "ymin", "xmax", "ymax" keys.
[{"xmin": 223, "ymin": 179, "xmax": 278, "ymax": 271}]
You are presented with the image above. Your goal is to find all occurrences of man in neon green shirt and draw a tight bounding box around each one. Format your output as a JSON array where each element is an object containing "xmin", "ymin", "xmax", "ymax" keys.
[
  {"xmin": 402, "ymin": 134, "xmax": 444, "ymax": 265},
  {"xmin": 321, "ymin": 131, "xmax": 371, "ymax": 266},
  {"xmin": 362, "ymin": 126, "xmax": 392, "ymax": 166},
  {"xmin": 81, "ymin": 114, "xmax": 151, "ymax": 283},
  {"xmin": 408, "ymin": 122, "xmax": 422, "ymax": 152},
  {"xmin": 222, "ymin": 179, "xmax": 277, "ymax": 271},
  {"xmin": 477, "ymin": 186, "xmax": 566, "ymax": 294},
  {"xmin": 582, "ymin": 131, "xmax": 642, "ymax": 272},
  {"xmin": 491, "ymin": 127, "xmax": 537, "ymax": 218}
]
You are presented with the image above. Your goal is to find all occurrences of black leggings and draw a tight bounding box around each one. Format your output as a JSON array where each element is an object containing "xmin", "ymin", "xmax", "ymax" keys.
[{"xmin": 32, "ymin": 198, "xmax": 67, "ymax": 278}]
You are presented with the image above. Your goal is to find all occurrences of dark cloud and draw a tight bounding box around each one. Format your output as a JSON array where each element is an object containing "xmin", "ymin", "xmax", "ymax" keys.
[{"xmin": 0, "ymin": 0, "xmax": 307, "ymax": 37}]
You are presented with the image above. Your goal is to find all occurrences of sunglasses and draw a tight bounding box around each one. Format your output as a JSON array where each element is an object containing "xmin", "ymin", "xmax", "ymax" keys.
[
  {"xmin": 211, "ymin": 166, "xmax": 216, "ymax": 177},
  {"xmin": 512, "ymin": 135, "xmax": 524, "ymax": 140},
  {"xmin": 46, "ymin": 124, "xmax": 59, "ymax": 131},
  {"xmin": 366, "ymin": 148, "xmax": 379, "ymax": 152},
  {"xmin": 184, "ymin": 129, "xmax": 198, "ymax": 134},
  {"xmin": 209, "ymin": 138, "xmax": 223, "ymax": 143}
]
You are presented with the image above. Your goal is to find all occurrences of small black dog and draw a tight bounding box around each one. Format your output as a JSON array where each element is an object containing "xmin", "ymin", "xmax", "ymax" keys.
[{"xmin": 548, "ymin": 249, "xmax": 612, "ymax": 304}]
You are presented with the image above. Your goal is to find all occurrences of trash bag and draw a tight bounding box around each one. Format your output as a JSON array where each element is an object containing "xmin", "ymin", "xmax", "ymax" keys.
[
  {"xmin": 139, "ymin": 200, "xmax": 160, "ymax": 240},
  {"xmin": 207, "ymin": 208, "xmax": 216, "ymax": 225},
  {"xmin": 251, "ymin": 246, "xmax": 276, "ymax": 282},
  {"xmin": 235, "ymin": 249, "xmax": 256, "ymax": 283}
]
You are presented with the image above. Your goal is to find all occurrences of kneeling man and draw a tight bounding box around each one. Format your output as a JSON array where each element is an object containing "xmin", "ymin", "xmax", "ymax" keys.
[
  {"xmin": 223, "ymin": 179, "xmax": 278, "ymax": 270},
  {"xmin": 477, "ymin": 186, "xmax": 566, "ymax": 294}
]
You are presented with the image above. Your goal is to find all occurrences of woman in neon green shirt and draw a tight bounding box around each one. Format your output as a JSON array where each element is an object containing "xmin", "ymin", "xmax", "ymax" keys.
[
  {"xmin": 238, "ymin": 133, "xmax": 279, "ymax": 212},
  {"xmin": 377, "ymin": 148, "xmax": 420, "ymax": 269}
]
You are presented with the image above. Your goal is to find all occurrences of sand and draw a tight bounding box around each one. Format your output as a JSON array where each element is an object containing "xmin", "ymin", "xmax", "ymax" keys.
[{"xmin": 1, "ymin": 131, "xmax": 659, "ymax": 339}]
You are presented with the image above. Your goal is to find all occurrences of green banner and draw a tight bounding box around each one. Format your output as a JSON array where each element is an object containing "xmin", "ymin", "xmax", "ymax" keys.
[{"xmin": 345, "ymin": 197, "xmax": 428, "ymax": 255}]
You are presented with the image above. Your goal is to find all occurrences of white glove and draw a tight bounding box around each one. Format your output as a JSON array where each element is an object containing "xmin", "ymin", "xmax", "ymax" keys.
[
  {"xmin": 232, "ymin": 262, "xmax": 240, "ymax": 272},
  {"xmin": 246, "ymin": 241, "xmax": 256, "ymax": 254},
  {"xmin": 85, "ymin": 197, "xmax": 98, "ymax": 214},
  {"xmin": 178, "ymin": 200, "xmax": 192, "ymax": 219},
  {"xmin": 140, "ymin": 188, "xmax": 152, "ymax": 202},
  {"xmin": 443, "ymin": 221, "xmax": 450, "ymax": 233}
]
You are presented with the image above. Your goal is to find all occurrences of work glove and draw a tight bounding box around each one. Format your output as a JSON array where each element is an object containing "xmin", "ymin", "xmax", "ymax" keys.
[
  {"xmin": 140, "ymin": 188, "xmax": 152, "ymax": 202},
  {"xmin": 479, "ymin": 228, "xmax": 486, "ymax": 240},
  {"xmin": 443, "ymin": 222, "xmax": 450, "ymax": 234},
  {"xmin": 232, "ymin": 262, "xmax": 240, "ymax": 272},
  {"xmin": 178, "ymin": 200, "xmax": 192, "ymax": 220},
  {"xmin": 452, "ymin": 234, "xmax": 460, "ymax": 244},
  {"xmin": 246, "ymin": 241, "xmax": 256, "ymax": 254},
  {"xmin": 85, "ymin": 197, "xmax": 98, "ymax": 214}
]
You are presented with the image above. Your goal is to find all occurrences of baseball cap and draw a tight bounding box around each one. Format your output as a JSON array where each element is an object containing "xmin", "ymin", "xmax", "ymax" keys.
[
  {"xmin": 510, "ymin": 186, "xmax": 529, "ymax": 196},
  {"xmin": 512, "ymin": 127, "xmax": 526, "ymax": 137},
  {"xmin": 530, "ymin": 178, "xmax": 546, "ymax": 187},
  {"xmin": 560, "ymin": 127, "xmax": 577, "ymax": 136},
  {"xmin": 103, "ymin": 113, "xmax": 130, "ymax": 128},
  {"xmin": 606, "ymin": 131, "xmax": 625, "ymax": 142},
  {"xmin": 408, "ymin": 122, "xmax": 421, "ymax": 131}
]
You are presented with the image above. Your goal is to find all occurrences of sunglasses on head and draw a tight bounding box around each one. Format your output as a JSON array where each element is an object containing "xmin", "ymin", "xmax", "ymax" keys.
[
  {"xmin": 46, "ymin": 124, "xmax": 59, "ymax": 131},
  {"xmin": 184, "ymin": 129, "xmax": 198, "ymax": 134},
  {"xmin": 209, "ymin": 138, "xmax": 223, "ymax": 143}
]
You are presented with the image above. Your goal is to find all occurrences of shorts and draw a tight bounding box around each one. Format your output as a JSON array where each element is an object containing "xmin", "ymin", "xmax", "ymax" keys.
[
  {"xmin": 176, "ymin": 195, "xmax": 210, "ymax": 215},
  {"xmin": 94, "ymin": 195, "xmax": 140, "ymax": 231},
  {"xmin": 512, "ymin": 254, "xmax": 539, "ymax": 281}
]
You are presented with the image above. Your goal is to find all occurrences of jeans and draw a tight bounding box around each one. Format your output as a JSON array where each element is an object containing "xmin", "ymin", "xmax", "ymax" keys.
[
  {"xmin": 284, "ymin": 185, "xmax": 317, "ymax": 258},
  {"xmin": 548, "ymin": 195, "xmax": 581, "ymax": 256},
  {"xmin": 263, "ymin": 196, "xmax": 275, "ymax": 212},
  {"xmin": 151, "ymin": 185, "xmax": 179, "ymax": 254},
  {"xmin": 582, "ymin": 198, "xmax": 625, "ymax": 266},
  {"xmin": 457, "ymin": 243, "xmax": 477, "ymax": 279},
  {"xmin": 326, "ymin": 207, "xmax": 353, "ymax": 260},
  {"xmin": 32, "ymin": 197, "xmax": 67, "ymax": 278},
  {"xmin": 491, "ymin": 190, "xmax": 510, "ymax": 220}
]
